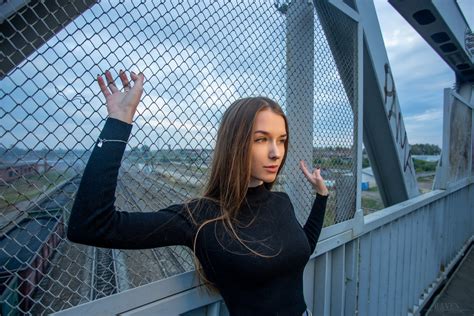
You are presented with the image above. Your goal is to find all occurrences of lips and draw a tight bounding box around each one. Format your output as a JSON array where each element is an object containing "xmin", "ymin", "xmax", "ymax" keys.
[{"xmin": 264, "ymin": 165, "xmax": 279, "ymax": 173}]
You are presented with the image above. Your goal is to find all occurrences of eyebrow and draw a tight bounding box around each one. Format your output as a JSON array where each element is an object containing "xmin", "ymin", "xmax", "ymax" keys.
[{"xmin": 254, "ymin": 130, "xmax": 287, "ymax": 137}]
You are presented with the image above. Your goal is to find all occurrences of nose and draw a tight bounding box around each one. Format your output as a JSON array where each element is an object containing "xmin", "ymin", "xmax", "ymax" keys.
[{"xmin": 269, "ymin": 141, "xmax": 281, "ymax": 160}]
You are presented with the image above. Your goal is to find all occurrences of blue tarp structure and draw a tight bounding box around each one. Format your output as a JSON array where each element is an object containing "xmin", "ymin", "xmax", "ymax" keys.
[{"xmin": 0, "ymin": 217, "xmax": 59, "ymax": 274}]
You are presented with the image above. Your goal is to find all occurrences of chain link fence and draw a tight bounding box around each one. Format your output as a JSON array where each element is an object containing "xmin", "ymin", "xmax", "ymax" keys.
[{"xmin": 1, "ymin": 0, "xmax": 358, "ymax": 314}]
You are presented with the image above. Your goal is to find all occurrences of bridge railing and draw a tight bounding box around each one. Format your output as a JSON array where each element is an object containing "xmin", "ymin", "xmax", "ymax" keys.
[{"xmin": 53, "ymin": 179, "xmax": 473, "ymax": 316}]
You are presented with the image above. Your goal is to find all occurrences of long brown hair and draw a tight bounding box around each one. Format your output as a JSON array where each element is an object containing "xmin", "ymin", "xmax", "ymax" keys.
[{"xmin": 185, "ymin": 96, "xmax": 289, "ymax": 293}]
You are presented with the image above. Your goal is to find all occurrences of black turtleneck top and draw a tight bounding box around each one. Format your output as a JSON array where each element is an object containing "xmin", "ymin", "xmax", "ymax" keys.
[{"xmin": 67, "ymin": 118, "xmax": 328, "ymax": 316}]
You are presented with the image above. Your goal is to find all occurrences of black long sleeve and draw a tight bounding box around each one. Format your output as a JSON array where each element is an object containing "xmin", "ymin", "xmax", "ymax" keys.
[
  {"xmin": 67, "ymin": 117, "xmax": 195, "ymax": 249},
  {"xmin": 303, "ymin": 193, "xmax": 328, "ymax": 253}
]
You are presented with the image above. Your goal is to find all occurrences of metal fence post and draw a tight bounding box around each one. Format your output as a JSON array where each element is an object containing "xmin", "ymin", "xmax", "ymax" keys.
[{"xmin": 284, "ymin": 0, "xmax": 314, "ymax": 223}]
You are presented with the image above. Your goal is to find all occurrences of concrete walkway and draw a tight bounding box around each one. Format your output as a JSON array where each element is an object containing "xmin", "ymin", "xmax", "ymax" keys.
[{"xmin": 426, "ymin": 244, "xmax": 474, "ymax": 316}]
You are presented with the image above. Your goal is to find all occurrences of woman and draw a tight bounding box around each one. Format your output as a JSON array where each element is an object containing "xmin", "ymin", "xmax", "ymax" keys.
[{"xmin": 67, "ymin": 69, "xmax": 328, "ymax": 316}]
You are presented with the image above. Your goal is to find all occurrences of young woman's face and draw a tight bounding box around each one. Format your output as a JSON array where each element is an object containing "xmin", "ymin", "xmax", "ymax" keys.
[{"xmin": 249, "ymin": 109, "xmax": 287, "ymax": 187}]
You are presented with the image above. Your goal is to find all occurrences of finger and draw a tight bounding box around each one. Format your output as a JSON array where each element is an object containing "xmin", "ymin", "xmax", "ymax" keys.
[
  {"xmin": 136, "ymin": 73, "xmax": 145, "ymax": 87},
  {"xmin": 299, "ymin": 160, "xmax": 313, "ymax": 180},
  {"xmin": 97, "ymin": 75, "xmax": 111, "ymax": 98},
  {"xmin": 130, "ymin": 71, "xmax": 144, "ymax": 91},
  {"xmin": 131, "ymin": 71, "xmax": 145, "ymax": 81},
  {"xmin": 105, "ymin": 70, "xmax": 119, "ymax": 93},
  {"xmin": 119, "ymin": 70, "xmax": 131, "ymax": 92}
]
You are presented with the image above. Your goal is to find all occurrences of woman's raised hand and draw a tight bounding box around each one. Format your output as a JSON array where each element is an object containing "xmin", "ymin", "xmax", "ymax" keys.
[
  {"xmin": 97, "ymin": 70, "xmax": 145, "ymax": 124},
  {"xmin": 299, "ymin": 160, "xmax": 329, "ymax": 196}
]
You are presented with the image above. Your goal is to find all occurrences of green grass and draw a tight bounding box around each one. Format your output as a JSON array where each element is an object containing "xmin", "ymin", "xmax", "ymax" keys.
[
  {"xmin": 0, "ymin": 170, "xmax": 71, "ymax": 209},
  {"xmin": 413, "ymin": 159, "xmax": 437, "ymax": 173},
  {"xmin": 313, "ymin": 157, "xmax": 353, "ymax": 170},
  {"xmin": 362, "ymin": 197, "xmax": 384, "ymax": 214},
  {"xmin": 418, "ymin": 175, "xmax": 435, "ymax": 182},
  {"xmin": 323, "ymin": 207, "xmax": 336, "ymax": 227}
]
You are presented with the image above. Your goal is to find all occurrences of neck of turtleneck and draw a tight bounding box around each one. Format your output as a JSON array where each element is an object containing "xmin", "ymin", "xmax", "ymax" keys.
[{"xmin": 245, "ymin": 183, "xmax": 270, "ymax": 206}]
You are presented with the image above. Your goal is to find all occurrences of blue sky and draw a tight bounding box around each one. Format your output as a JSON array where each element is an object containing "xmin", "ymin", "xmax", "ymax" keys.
[{"xmin": 1, "ymin": 0, "xmax": 471, "ymax": 151}]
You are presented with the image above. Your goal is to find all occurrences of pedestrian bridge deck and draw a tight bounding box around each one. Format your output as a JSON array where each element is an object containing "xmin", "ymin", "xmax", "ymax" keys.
[{"xmin": 426, "ymin": 244, "xmax": 474, "ymax": 316}]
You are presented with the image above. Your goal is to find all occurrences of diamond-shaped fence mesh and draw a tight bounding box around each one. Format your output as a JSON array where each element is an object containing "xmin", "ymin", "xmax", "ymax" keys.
[{"xmin": 1, "ymin": 1, "xmax": 358, "ymax": 314}]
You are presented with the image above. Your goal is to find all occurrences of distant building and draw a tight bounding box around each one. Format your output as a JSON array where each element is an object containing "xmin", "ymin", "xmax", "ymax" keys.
[
  {"xmin": 362, "ymin": 167, "xmax": 376, "ymax": 188},
  {"xmin": 0, "ymin": 162, "xmax": 41, "ymax": 183}
]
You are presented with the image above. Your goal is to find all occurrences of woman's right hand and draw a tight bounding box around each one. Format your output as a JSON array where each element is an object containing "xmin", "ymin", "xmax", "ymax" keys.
[
  {"xmin": 97, "ymin": 70, "xmax": 145, "ymax": 124},
  {"xmin": 299, "ymin": 160, "xmax": 329, "ymax": 196}
]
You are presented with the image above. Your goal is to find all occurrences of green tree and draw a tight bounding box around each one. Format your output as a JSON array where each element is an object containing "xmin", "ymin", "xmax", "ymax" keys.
[{"xmin": 410, "ymin": 144, "xmax": 441, "ymax": 155}]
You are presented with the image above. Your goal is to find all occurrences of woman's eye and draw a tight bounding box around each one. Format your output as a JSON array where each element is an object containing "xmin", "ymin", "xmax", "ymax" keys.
[
  {"xmin": 280, "ymin": 139, "xmax": 286, "ymax": 143},
  {"xmin": 256, "ymin": 138, "xmax": 266, "ymax": 142}
]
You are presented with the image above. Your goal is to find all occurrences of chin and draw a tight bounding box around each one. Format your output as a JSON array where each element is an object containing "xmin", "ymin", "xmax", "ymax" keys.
[{"xmin": 263, "ymin": 175, "xmax": 277, "ymax": 183}]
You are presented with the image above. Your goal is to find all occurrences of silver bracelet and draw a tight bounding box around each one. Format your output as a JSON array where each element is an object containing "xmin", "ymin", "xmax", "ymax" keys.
[{"xmin": 97, "ymin": 137, "xmax": 128, "ymax": 147}]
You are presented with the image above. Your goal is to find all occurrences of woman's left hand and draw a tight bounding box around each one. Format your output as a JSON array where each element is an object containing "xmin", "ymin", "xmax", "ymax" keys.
[{"xmin": 299, "ymin": 160, "xmax": 329, "ymax": 196}]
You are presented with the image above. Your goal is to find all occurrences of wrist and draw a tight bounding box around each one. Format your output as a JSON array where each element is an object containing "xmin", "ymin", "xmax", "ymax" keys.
[
  {"xmin": 108, "ymin": 112, "xmax": 134, "ymax": 124},
  {"xmin": 315, "ymin": 188, "xmax": 329, "ymax": 196}
]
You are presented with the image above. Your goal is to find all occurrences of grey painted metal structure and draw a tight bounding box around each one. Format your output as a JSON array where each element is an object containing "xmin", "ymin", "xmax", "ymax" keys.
[
  {"xmin": 313, "ymin": 0, "xmax": 360, "ymax": 222},
  {"xmin": 389, "ymin": 0, "xmax": 474, "ymax": 83},
  {"xmin": 2, "ymin": 0, "xmax": 473, "ymax": 314},
  {"xmin": 284, "ymin": 0, "xmax": 315, "ymax": 223},
  {"xmin": 52, "ymin": 0, "xmax": 474, "ymax": 315},
  {"xmin": 434, "ymin": 87, "xmax": 473, "ymax": 189},
  {"xmin": 355, "ymin": 0, "xmax": 420, "ymax": 207},
  {"xmin": 0, "ymin": 0, "xmax": 97, "ymax": 78}
]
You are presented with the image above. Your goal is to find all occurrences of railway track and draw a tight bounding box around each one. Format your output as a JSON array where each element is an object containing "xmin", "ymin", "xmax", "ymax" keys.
[
  {"xmin": 5, "ymin": 168, "xmax": 196, "ymax": 314},
  {"xmin": 28, "ymin": 169, "xmax": 192, "ymax": 311},
  {"xmin": 117, "ymin": 176, "xmax": 187, "ymax": 278},
  {"xmin": 35, "ymin": 175, "xmax": 120, "ymax": 299},
  {"xmin": 91, "ymin": 248, "xmax": 119, "ymax": 299},
  {"xmin": 4, "ymin": 174, "xmax": 92, "ymax": 314},
  {"xmin": 0, "ymin": 174, "xmax": 81, "ymax": 234}
]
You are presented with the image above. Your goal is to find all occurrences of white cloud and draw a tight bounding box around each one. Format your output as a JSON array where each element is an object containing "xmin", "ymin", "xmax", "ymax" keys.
[
  {"xmin": 404, "ymin": 109, "xmax": 443, "ymax": 146},
  {"xmin": 404, "ymin": 109, "xmax": 443, "ymax": 123}
]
